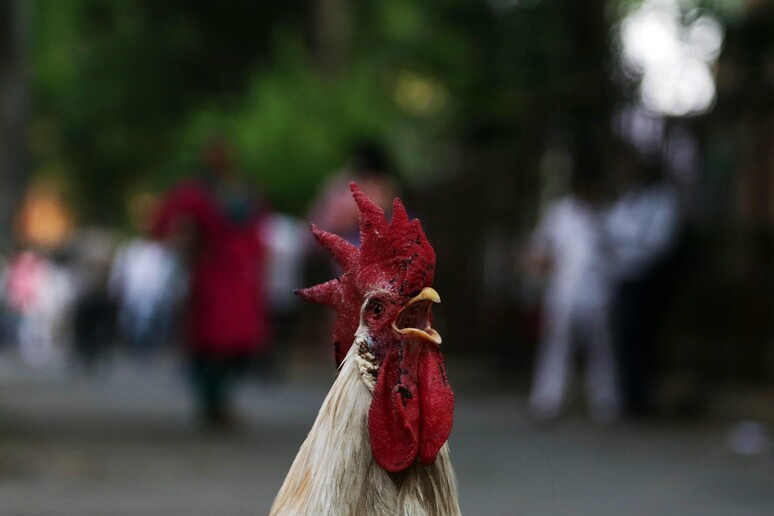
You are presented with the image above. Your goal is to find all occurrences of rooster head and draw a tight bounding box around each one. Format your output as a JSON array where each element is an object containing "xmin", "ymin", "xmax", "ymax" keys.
[{"xmin": 297, "ymin": 182, "xmax": 454, "ymax": 473}]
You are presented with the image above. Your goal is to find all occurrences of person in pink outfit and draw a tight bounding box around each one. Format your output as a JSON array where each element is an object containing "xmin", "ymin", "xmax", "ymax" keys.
[{"xmin": 154, "ymin": 139, "xmax": 270, "ymax": 428}]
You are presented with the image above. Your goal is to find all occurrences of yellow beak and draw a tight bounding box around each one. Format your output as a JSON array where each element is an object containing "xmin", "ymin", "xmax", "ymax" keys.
[{"xmin": 391, "ymin": 287, "xmax": 442, "ymax": 345}]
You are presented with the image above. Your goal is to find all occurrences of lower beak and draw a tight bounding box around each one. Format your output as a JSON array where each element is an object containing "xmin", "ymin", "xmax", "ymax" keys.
[{"xmin": 392, "ymin": 287, "xmax": 442, "ymax": 345}]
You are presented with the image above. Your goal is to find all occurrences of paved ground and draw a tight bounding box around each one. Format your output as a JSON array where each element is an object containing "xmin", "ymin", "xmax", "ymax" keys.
[{"xmin": 0, "ymin": 353, "xmax": 772, "ymax": 516}]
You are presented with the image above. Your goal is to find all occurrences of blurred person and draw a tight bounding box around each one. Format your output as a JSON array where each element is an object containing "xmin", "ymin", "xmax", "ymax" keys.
[
  {"xmin": 607, "ymin": 146, "xmax": 680, "ymax": 416},
  {"xmin": 6, "ymin": 249, "xmax": 74, "ymax": 368},
  {"xmin": 69, "ymin": 227, "xmax": 118, "ymax": 372},
  {"xmin": 5, "ymin": 250, "xmax": 45, "ymax": 361},
  {"xmin": 526, "ymin": 172, "xmax": 620, "ymax": 424},
  {"xmin": 263, "ymin": 211, "xmax": 305, "ymax": 371},
  {"xmin": 154, "ymin": 137, "xmax": 271, "ymax": 429},
  {"xmin": 307, "ymin": 140, "xmax": 398, "ymax": 246},
  {"xmin": 109, "ymin": 194, "xmax": 184, "ymax": 361},
  {"xmin": 72, "ymin": 276, "xmax": 114, "ymax": 372}
]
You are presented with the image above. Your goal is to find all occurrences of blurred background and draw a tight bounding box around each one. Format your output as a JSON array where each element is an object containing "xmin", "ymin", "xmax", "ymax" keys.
[{"xmin": 0, "ymin": 0, "xmax": 773, "ymax": 514}]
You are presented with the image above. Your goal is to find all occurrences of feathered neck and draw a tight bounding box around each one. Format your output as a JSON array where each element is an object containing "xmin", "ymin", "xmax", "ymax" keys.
[{"xmin": 270, "ymin": 343, "xmax": 461, "ymax": 516}]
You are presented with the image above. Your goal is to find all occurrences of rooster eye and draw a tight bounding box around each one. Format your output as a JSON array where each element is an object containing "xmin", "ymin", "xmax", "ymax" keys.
[{"xmin": 367, "ymin": 300, "xmax": 384, "ymax": 316}]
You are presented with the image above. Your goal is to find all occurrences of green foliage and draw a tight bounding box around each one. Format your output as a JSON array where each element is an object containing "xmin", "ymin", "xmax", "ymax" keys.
[
  {"xmin": 172, "ymin": 40, "xmax": 401, "ymax": 214},
  {"xmin": 27, "ymin": 0, "xmax": 307, "ymax": 223},
  {"xmin": 33, "ymin": 0, "xmax": 741, "ymax": 221}
]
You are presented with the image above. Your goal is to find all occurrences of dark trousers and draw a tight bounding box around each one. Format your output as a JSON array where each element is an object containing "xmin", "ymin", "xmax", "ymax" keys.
[
  {"xmin": 613, "ymin": 278, "xmax": 656, "ymax": 414},
  {"xmin": 188, "ymin": 352, "xmax": 250, "ymax": 425}
]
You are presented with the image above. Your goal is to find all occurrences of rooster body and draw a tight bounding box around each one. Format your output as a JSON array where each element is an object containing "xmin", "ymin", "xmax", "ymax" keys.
[{"xmin": 271, "ymin": 184, "xmax": 460, "ymax": 515}]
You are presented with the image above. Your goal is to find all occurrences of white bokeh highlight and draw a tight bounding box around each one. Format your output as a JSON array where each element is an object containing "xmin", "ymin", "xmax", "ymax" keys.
[{"xmin": 619, "ymin": 0, "xmax": 724, "ymax": 116}]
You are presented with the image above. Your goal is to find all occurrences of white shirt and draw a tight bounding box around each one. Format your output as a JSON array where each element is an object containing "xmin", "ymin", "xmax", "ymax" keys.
[
  {"xmin": 533, "ymin": 195, "xmax": 613, "ymax": 309},
  {"xmin": 109, "ymin": 238, "xmax": 182, "ymax": 322},
  {"xmin": 606, "ymin": 183, "xmax": 679, "ymax": 281}
]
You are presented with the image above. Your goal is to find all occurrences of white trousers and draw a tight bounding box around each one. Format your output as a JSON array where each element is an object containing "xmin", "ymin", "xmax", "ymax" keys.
[{"xmin": 529, "ymin": 298, "xmax": 620, "ymax": 422}]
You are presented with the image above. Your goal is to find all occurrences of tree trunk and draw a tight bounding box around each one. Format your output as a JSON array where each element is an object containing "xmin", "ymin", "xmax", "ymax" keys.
[
  {"xmin": 0, "ymin": 0, "xmax": 29, "ymax": 252},
  {"xmin": 565, "ymin": 0, "xmax": 615, "ymax": 176},
  {"xmin": 312, "ymin": 0, "xmax": 348, "ymax": 74}
]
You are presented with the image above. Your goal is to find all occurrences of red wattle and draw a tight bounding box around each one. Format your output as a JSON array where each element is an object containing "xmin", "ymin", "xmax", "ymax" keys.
[
  {"xmin": 368, "ymin": 344, "xmax": 454, "ymax": 473},
  {"xmin": 417, "ymin": 345, "xmax": 454, "ymax": 465},
  {"xmin": 369, "ymin": 347, "xmax": 419, "ymax": 473}
]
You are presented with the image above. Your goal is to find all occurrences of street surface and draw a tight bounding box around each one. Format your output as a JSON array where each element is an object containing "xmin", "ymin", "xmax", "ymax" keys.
[{"xmin": 0, "ymin": 353, "xmax": 772, "ymax": 515}]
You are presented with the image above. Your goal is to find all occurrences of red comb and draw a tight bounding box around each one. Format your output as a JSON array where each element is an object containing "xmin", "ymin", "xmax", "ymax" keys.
[{"xmin": 297, "ymin": 182, "xmax": 436, "ymax": 365}]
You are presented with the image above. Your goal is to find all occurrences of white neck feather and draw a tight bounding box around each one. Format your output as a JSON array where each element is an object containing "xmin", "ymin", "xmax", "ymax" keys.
[{"xmin": 270, "ymin": 341, "xmax": 461, "ymax": 516}]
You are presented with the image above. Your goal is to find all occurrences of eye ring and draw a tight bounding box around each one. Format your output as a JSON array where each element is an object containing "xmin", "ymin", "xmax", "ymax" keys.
[{"xmin": 367, "ymin": 300, "xmax": 384, "ymax": 316}]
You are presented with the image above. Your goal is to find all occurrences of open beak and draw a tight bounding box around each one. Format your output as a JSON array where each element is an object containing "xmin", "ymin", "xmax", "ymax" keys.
[{"xmin": 392, "ymin": 287, "xmax": 442, "ymax": 345}]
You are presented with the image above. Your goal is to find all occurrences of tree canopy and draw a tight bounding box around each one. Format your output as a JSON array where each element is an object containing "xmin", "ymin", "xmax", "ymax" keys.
[{"xmin": 24, "ymin": 0, "xmax": 754, "ymax": 221}]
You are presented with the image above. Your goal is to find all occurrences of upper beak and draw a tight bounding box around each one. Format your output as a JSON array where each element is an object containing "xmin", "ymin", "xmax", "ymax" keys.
[{"xmin": 392, "ymin": 287, "xmax": 442, "ymax": 345}]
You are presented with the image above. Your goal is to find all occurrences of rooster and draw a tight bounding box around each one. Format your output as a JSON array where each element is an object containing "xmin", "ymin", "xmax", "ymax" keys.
[{"xmin": 271, "ymin": 183, "xmax": 460, "ymax": 515}]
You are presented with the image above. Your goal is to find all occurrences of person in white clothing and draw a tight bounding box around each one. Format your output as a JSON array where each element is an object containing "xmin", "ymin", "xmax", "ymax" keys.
[
  {"xmin": 109, "ymin": 197, "xmax": 185, "ymax": 360},
  {"xmin": 526, "ymin": 175, "xmax": 621, "ymax": 423}
]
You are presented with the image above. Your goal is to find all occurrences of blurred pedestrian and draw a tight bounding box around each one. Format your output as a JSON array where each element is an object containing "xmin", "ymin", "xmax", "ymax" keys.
[
  {"xmin": 109, "ymin": 193, "xmax": 184, "ymax": 361},
  {"xmin": 306, "ymin": 140, "xmax": 398, "ymax": 246},
  {"xmin": 263, "ymin": 211, "xmax": 305, "ymax": 370},
  {"xmin": 6, "ymin": 249, "xmax": 74, "ymax": 369},
  {"xmin": 526, "ymin": 173, "xmax": 620, "ymax": 424},
  {"xmin": 70, "ymin": 227, "xmax": 118, "ymax": 373},
  {"xmin": 607, "ymin": 147, "xmax": 680, "ymax": 416},
  {"xmin": 154, "ymin": 137, "xmax": 271, "ymax": 429}
]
